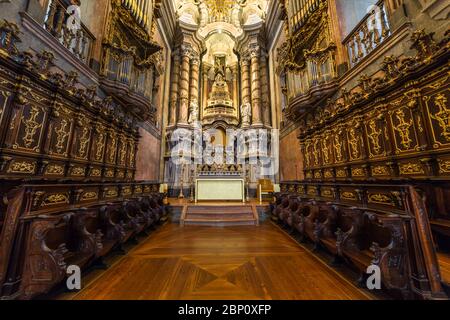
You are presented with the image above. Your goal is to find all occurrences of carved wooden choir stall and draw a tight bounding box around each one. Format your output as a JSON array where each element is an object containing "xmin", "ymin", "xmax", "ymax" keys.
[{"xmin": 0, "ymin": 15, "xmax": 166, "ymax": 300}]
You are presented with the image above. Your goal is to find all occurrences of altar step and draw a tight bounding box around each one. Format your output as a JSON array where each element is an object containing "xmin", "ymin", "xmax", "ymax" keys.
[{"xmin": 181, "ymin": 205, "xmax": 259, "ymax": 226}]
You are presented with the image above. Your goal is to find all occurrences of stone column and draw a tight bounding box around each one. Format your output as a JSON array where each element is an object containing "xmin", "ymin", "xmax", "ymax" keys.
[
  {"xmin": 250, "ymin": 47, "xmax": 263, "ymax": 126},
  {"xmin": 169, "ymin": 52, "xmax": 180, "ymax": 126},
  {"xmin": 178, "ymin": 46, "xmax": 191, "ymax": 125},
  {"xmin": 260, "ymin": 52, "xmax": 271, "ymax": 127},
  {"xmin": 189, "ymin": 56, "xmax": 200, "ymax": 123}
]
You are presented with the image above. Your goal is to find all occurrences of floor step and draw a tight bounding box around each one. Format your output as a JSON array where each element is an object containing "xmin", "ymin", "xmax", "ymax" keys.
[{"xmin": 182, "ymin": 204, "xmax": 258, "ymax": 226}]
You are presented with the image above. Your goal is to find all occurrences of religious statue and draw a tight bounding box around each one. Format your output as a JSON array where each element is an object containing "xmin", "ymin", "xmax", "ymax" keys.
[
  {"xmin": 188, "ymin": 99, "xmax": 199, "ymax": 124},
  {"xmin": 241, "ymin": 99, "xmax": 251, "ymax": 126}
]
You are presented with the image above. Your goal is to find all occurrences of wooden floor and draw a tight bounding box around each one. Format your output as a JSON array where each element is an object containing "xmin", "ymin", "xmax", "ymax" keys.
[
  {"xmin": 66, "ymin": 222, "xmax": 372, "ymax": 300},
  {"xmin": 437, "ymin": 252, "xmax": 450, "ymax": 284}
]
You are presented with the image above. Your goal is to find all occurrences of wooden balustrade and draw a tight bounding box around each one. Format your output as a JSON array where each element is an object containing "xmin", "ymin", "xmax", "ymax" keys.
[
  {"xmin": 44, "ymin": 0, "xmax": 95, "ymax": 65},
  {"xmin": 343, "ymin": 0, "xmax": 391, "ymax": 68},
  {"xmin": 273, "ymin": 181, "xmax": 448, "ymax": 299}
]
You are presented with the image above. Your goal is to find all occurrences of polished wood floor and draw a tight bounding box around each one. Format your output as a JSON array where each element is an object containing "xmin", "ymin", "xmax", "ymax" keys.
[
  {"xmin": 66, "ymin": 222, "xmax": 372, "ymax": 300},
  {"xmin": 437, "ymin": 252, "xmax": 450, "ymax": 284}
]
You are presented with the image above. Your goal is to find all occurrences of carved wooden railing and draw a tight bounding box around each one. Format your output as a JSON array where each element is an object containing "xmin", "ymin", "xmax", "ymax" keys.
[
  {"xmin": 274, "ymin": 181, "xmax": 448, "ymax": 299},
  {"xmin": 289, "ymin": 0, "xmax": 322, "ymax": 33},
  {"xmin": 343, "ymin": 0, "xmax": 391, "ymax": 68},
  {"xmin": 0, "ymin": 181, "xmax": 163, "ymax": 299},
  {"xmin": 43, "ymin": 0, "xmax": 95, "ymax": 65}
]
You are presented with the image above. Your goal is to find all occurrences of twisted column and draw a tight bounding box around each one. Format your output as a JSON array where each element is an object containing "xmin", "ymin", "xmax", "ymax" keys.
[
  {"xmin": 250, "ymin": 47, "xmax": 263, "ymax": 126},
  {"xmin": 178, "ymin": 46, "xmax": 191, "ymax": 124},
  {"xmin": 169, "ymin": 52, "xmax": 180, "ymax": 125},
  {"xmin": 240, "ymin": 56, "xmax": 251, "ymax": 106},
  {"xmin": 189, "ymin": 57, "xmax": 200, "ymax": 102}
]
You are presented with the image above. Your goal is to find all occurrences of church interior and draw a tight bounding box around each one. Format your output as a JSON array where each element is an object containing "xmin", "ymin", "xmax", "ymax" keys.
[{"xmin": 0, "ymin": 0, "xmax": 449, "ymax": 301}]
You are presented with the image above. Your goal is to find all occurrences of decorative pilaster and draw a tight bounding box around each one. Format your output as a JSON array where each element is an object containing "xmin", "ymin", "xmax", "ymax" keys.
[
  {"xmin": 231, "ymin": 64, "xmax": 239, "ymax": 119},
  {"xmin": 178, "ymin": 46, "xmax": 191, "ymax": 125},
  {"xmin": 260, "ymin": 52, "xmax": 271, "ymax": 126},
  {"xmin": 201, "ymin": 65, "xmax": 211, "ymax": 120},
  {"xmin": 250, "ymin": 47, "xmax": 263, "ymax": 126},
  {"xmin": 169, "ymin": 52, "xmax": 180, "ymax": 126}
]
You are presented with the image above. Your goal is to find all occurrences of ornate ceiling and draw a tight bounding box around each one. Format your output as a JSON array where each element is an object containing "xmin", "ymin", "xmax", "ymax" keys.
[{"xmin": 173, "ymin": 0, "xmax": 268, "ymax": 27}]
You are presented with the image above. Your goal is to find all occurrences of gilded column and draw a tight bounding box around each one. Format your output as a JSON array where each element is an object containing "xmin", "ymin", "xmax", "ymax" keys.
[
  {"xmin": 189, "ymin": 56, "xmax": 200, "ymax": 123},
  {"xmin": 250, "ymin": 47, "xmax": 263, "ymax": 126},
  {"xmin": 260, "ymin": 52, "xmax": 271, "ymax": 126},
  {"xmin": 240, "ymin": 56, "xmax": 251, "ymax": 127},
  {"xmin": 178, "ymin": 46, "xmax": 191, "ymax": 125},
  {"xmin": 169, "ymin": 52, "xmax": 180, "ymax": 126}
]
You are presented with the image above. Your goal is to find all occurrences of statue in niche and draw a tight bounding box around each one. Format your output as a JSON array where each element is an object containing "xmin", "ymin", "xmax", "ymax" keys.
[
  {"xmin": 241, "ymin": 98, "xmax": 252, "ymax": 126},
  {"xmin": 197, "ymin": 0, "xmax": 209, "ymax": 27},
  {"xmin": 231, "ymin": 2, "xmax": 243, "ymax": 28},
  {"xmin": 188, "ymin": 99, "xmax": 199, "ymax": 124},
  {"xmin": 215, "ymin": 56, "xmax": 226, "ymax": 76}
]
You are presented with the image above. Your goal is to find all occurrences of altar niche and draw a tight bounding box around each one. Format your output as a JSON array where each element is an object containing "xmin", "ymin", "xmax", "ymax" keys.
[{"xmin": 201, "ymin": 32, "xmax": 240, "ymax": 126}]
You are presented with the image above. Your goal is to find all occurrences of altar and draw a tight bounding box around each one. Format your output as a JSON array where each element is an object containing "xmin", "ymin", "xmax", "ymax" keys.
[
  {"xmin": 195, "ymin": 178, "xmax": 245, "ymax": 203},
  {"xmin": 194, "ymin": 164, "xmax": 246, "ymax": 203}
]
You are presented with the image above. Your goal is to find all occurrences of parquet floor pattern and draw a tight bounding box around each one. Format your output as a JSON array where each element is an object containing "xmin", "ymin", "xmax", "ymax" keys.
[{"xmin": 70, "ymin": 222, "xmax": 372, "ymax": 300}]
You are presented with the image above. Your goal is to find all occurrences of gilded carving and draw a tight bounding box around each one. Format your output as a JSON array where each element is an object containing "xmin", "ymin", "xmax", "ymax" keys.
[
  {"xmin": 95, "ymin": 131, "xmax": 106, "ymax": 161},
  {"xmin": 42, "ymin": 193, "xmax": 70, "ymax": 206},
  {"xmin": 399, "ymin": 163, "xmax": 425, "ymax": 175},
  {"xmin": 368, "ymin": 193, "xmax": 395, "ymax": 206},
  {"xmin": 105, "ymin": 189, "xmax": 118, "ymax": 198},
  {"xmin": 71, "ymin": 167, "xmax": 85, "ymax": 176},
  {"xmin": 90, "ymin": 168, "xmax": 101, "ymax": 177},
  {"xmin": 341, "ymin": 192, "xmax": 357, "ymax": 200},
  {"xmin": 372, "ymin": 166, "xmax": 389, "ymax": 176},
  {"xmin": 81, "ymin": 192, "xmax": 98, "ymax": 201},
  {"xmin": 367, "ymin": 119, "xmax": 382, "ymax": 155},
  {"xmin": 351, "ymin": 168, "xmax": 364, "ymax": 177},
  {"xmin": 438, "ymin": 160, "xmax": 450, "ymax": 173},
  {"xmin": 322, "ymin": 136, "xmax": 330, "ymax": 164},
  {"xmin": 105, "ymin": 169, "xmax": 114, "ymax": 178},
  {"xmin": 429, "ymin": 94, "xmax": 450, "ymax": 143},
  {"xmin": 122, "ymin": 186, "xmax": 132, "ymax": 196},
  {"xmin": 45, "ymin": 164, "xmax": 64, "ymax": 175},
  {"xmin": 312, "ymin": 139, "xmax": 320, "ymax": 166},
  {"xmin": 108, "ymin": 132, "xmax": 117, "ymax": 163},
  {"xmin": 348, "ymin": 128, "xmax": 360, "ymax": 159},
  {"xmin": 336, "ymin": 169, "xmax": 346, "ymax": 178},
  {"xmin": 393, "ymin": 109, "xmax": 414, "ymax": 150},
  {"xmin": 78, "ymin": 127, "xmax": 90, "ymax": 158},
  {"xmin": 119, "ymin": 137, "xmax": 127, "ymax": 165},
  {"xmin": 54, "ymin": 119, "xmax": 70, "ymax": 154},
  {"xmin": 21, "ymin": 105, "xmax": 43, "ymax": 149},
  {"xmin": 333, "ymin": 134, "xmax": 343, "ymax": 162},
  {"xmin": 7, "ymin": 161, "xmax": 36, "ymax": 174}
]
